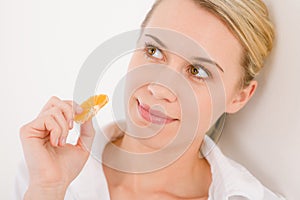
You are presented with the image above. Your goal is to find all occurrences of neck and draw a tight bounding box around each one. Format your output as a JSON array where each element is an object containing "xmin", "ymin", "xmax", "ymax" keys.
[{"xmin": 103, "ymin": 133, "xmax": 212, "ymax": 197}]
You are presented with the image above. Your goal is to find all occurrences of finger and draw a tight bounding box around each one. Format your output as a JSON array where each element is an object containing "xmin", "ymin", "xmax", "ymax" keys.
[
  {"xmin": 45, "ymin": 116, "xmax": 62, "ymax": 147},
  {"xmin": 40, "ymin": 97, "xmax": 75, "ymax": 129},
  {"xmin": 42, "ymin": 107, "xmax": 69, "ymax": 146},
  {"xmin": 77, "ymin": 118, "xmax": 95, "ymax": 151},
  {"xmin": 22, "ymin": 110, "xmax": 63, "ymax": 147},
  {"xmin": 55, "ymin": 100, "xmax": 74, "ymax": 129},
  {"xmin": 39, "ymin": 96, "xmax": 62, "ymax": 114},
  {"xmin": 50, "ymin": 108, "xmax": 70, "ymax": 146},
  {"xmin": 64, "ymin": 100, "xmax": 83, "ymax": 115},
  {"xmin": 64, "ymin": 100, "xmax": 83, "ymax": 129}
]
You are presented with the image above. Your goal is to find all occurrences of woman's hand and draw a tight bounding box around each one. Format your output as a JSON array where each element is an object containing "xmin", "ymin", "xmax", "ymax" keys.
[{"xmin": 19, "ymin": 96, "xmax": 96, "ymax": 199}]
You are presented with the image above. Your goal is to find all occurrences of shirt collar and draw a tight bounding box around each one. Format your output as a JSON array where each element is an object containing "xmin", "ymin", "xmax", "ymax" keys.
[
  {"xmin": 71, "ymin": 124, "xmax": 265, "ymax": 200},
  {"xmin": 202, "ymin": 135, "xmax": 264, "ymax": 199}
]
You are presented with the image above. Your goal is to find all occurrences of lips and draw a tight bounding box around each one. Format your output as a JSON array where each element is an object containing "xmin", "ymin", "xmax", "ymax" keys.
[{"xmin": 137, "ymin": 99, "xmax": 177, "ymax": 125}]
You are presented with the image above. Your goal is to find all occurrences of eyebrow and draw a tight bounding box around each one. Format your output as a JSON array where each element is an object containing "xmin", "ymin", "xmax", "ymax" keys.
[
  {"xmin": 145, "ymin": 34, "xmax": 167, "ymax": 48},
  {"xmin": 191, "ymin": 57, "xmax": 224, "ymax": 73},
  {"xmin": 144, "ymin": 34, "xmax": 224, "ymax": 73}
]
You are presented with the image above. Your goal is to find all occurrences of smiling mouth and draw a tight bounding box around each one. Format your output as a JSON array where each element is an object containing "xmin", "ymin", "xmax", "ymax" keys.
[{"xmin": 136, "ymin": 99, "xmax": 178, "ymax": 125}]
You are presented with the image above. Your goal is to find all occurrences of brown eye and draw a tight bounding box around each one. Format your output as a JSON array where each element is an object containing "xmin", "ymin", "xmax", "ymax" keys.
[
  {"xmin": 190, "ymin": 65, "xmax": 199, "ymax": 75},
  {"xmin": 188, "ymin": 65, "xmax": 210, "ymax": 79},
  {"xmin": 145, "ymin": 45, "xmax": 164, "ymax": 59},
  {"xmin": 147, "ymin": 47, "xmax": 156, "ymax": 55}
]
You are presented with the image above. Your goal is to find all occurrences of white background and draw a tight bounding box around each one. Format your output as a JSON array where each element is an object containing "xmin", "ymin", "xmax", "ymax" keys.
[{"xmin": 0, "ymin": 0, "xmax": 299, "ymax": 199}]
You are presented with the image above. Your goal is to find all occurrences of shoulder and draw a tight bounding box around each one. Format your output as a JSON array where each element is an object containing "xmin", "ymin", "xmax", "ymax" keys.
[{"xmin": 202, "ymin": 136, "xmax": 285, "ymax": 200}]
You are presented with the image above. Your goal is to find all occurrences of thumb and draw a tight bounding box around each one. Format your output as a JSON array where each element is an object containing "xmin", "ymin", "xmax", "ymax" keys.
[{"xmin": 78, "ymin": 118, "xmax": 95, "ymax": 152}]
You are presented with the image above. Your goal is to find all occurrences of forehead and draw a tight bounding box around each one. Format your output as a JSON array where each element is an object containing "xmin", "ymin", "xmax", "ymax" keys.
[{"xmin": 144, "ymin": 0, "xmax": 243, "ymax": 71}]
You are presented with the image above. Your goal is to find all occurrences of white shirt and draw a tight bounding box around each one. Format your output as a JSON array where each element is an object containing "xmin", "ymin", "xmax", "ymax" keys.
[{"xmin": 13, "ymin": 125, "xmax": 285, "ymax": 200}]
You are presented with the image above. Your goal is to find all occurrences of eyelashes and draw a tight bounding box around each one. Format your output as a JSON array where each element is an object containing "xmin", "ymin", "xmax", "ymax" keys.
[
  {"xmin": 143, "ymin": 41, "xmax": 165, "ymax": 61},
  {"xmin": 186, "ymin": 65, "xmax": 212, "ymax": 79},
  {"xmin": 142, "ymin": 42, "xmax": 212, "ymax": 80}
]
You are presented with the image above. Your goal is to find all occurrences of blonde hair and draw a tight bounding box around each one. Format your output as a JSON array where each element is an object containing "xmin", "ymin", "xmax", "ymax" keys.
[{"xmin": 141, "ymin": 0, "xmax": 275, "ymax": 87}]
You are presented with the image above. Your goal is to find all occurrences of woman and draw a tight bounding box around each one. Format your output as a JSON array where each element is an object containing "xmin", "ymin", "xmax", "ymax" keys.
[{"xmin": 15, "ymin": 0, "xmax": 285, "ymax": 199}]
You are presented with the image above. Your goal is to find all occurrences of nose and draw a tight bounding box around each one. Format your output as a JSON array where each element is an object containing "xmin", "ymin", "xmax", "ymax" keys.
[{"xmin": 147, "ymin": 83, "xmax": 177, "ymax": 103}]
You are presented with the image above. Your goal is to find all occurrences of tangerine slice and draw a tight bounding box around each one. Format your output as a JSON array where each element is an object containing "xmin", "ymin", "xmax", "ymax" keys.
[{"xmin": 74, "ymin": 94, "xmax": 109, "ymax": 124}]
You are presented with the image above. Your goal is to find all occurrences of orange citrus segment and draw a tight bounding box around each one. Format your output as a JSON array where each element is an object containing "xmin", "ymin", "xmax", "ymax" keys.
[{"xmin": 74, "ymin": 94, "xmax": 109, "ymax": 124}]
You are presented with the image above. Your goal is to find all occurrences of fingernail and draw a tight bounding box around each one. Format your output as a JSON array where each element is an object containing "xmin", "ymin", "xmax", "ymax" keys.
[
  {"xmin": 69, "ymin": 120, "xmax": 73, "ymax": 129},
  {"xmin": 76, "ymin": 106, "xmax": 83, "ymax": 114}
]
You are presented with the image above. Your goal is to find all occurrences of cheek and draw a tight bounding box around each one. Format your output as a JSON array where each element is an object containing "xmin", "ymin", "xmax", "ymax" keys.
[
  {"xmin": 125, "ymin": 85, "xmax": 149, "ymax": 127},
  {"xmin": 191, "ymin": 85, "xmax": 214, "ymax": 132}
]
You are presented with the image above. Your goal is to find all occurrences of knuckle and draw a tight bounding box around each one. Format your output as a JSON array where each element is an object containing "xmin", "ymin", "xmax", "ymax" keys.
[
  {"xmin": 50, "ymin": 95, "xmax": 60, "ymax": 101},
  {"xmin": 46, "ymin": 96, "xmax": 58, "ymax": 106},
  {"xmin": 63, "ymin": 100, "xmax": 72, "ymax": 105}
]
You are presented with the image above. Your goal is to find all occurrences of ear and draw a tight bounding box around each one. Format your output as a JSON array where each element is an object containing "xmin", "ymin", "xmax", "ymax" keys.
[{"xmin": 226, "ymin": 80, "xmax": 258, "ymax": 114}]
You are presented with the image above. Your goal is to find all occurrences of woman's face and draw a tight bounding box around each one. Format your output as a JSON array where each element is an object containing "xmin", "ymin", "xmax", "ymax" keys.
[{"xmin": 125, "ymin": 0, "xmax": 249, "ymax": 150}]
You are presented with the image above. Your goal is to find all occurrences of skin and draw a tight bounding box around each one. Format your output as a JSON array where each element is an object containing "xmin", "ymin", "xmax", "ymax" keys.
[
  {"xmin": 103, "ymin": 0, "xmax": 257, "ymax": 199},
  {"xmin": 20, "ymin": 97, "xmax": 95, "ymax": 199},
  {"xmin": 20, "ymin": 0, "xmax": 258, "ymax": 199}
]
